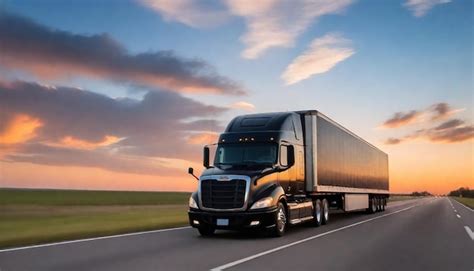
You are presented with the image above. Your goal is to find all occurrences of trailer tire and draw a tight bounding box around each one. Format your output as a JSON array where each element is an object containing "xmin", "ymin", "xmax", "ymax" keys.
[
  {"xmin": 322, "ymin": 198, "xmax": 329, "ymax": 225},
  {"xmin": 269, "ymin": 202, "xmax": 287, "ymax": 237},
  {"xmin": 313, "ymin": 199, "xmax": 323, "ymax": 227},
  {"xmin": 198, "ymin": 226, "xmax": 215, "ymax": 237},
  {"xmin": 368, "ymin": 197, "xmax": 377, "ymax": 214},
  {"xmin": 376, "ymin": 198, "xmax": 381, "ymax": 212},
  {"xmin": 381, "ymin": 198, "xmax": 386, "ymax": 211}
]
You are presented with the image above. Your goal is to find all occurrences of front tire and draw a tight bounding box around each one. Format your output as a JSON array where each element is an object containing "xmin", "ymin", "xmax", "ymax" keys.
[
  {"xmin": 198, "ymin": 225, "xmax": 215, "ymax": 237},
  {"xmin": 269, "ymin": 202, "xmax": 287, "ymax": 237}
]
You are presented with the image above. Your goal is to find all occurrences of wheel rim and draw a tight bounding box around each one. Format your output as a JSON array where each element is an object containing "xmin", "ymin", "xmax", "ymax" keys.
[
  {"xmin": 372, "ymin": 199, "xmax": 376, "ymax": 212},
  {"xmin": 315, "ymin": 202, "xmax": 321, "ymax": 223},
  {"xmin": 277, "ymin": 206, "xmax": 286, "ymax": 232},
  {"xmin": 323, "ymin": 200, "xmax": 329, "ymax": 221}
]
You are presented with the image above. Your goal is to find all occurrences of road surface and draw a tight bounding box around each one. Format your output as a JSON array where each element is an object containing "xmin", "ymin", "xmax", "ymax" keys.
[{"xmin": 0, "ymin": 197, "xmax": 472, "ymax": 271}]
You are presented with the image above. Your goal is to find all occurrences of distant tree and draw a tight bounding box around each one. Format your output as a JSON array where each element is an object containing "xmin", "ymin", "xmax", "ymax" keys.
[
  {"xmin": 410, "ymin": 191, "xmax": 432, "ymax": 197},
  {"xmin": 448, "ymin": 187, "xmax": 474, "ymax": 198}
]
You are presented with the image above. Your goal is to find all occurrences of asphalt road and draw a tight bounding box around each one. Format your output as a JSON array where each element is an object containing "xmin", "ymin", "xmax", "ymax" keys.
[{"xmin": 0, "ymin": 197, "xmax": 472, "ymax": 271}]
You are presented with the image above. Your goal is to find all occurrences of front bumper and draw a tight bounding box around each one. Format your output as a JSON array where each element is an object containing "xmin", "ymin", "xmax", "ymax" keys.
[{"xmin": 188, "ymin": 207, "xmax": 278, "ymax": 230}]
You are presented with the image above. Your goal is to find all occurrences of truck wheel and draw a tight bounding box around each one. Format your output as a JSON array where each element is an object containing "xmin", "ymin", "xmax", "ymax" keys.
[
  {"xmin": 368, "ymin": 198, "xmax": 377, "ymax": 214},
  {"xmin": 322, "ymin": 198, "xmax": 329, "ymax": 225},
  {"xmin": 198, "ymin": 226, "xmax": 215, "ymax": 237},
  {"xmin": 376, "ymin": 198, "xmax": 381, "ymax": 212},
  {"xmin": 381, "ymin": 198, "xmax": 386, "ymax": 211},
  {"xmin": 313, "ymin": 199, "xmax": 322, "ymax": 227},
  {"xmin": 269, "ymin": 202, "xmax": 287, "ymax": 237}
]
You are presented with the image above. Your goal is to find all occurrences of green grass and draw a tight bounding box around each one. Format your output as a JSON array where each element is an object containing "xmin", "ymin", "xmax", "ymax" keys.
[
  {"xmin": 0, "ymin": 189, "xmax": 190, "ymax": 249},
  {"xmin": 452, "ymin": 197, "xmax": 474, "ymax": 209},
  {"xmin": 0, "ymin": 189, "xmax": 190, "ymax": 206}
]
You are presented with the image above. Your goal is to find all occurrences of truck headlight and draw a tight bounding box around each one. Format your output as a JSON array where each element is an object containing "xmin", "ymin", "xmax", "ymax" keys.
[
  {"xmin": 189, "ymin": 196, "xmax": 199, "ymax": 209},
  {"xmin": 250, "ymin": 197, "xmax": 274, "ymax": 210}
]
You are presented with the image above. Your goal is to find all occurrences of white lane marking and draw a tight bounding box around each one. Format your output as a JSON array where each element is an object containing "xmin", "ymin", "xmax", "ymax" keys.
[
  {"xmin": 456, "ymin": 214, "xmax": 461, "ymax": 218},
  {"xmin": 465, "ymin": 226, "xmax": 474, "ymax": 241},
  {"xmin": 451, "ymin": 198, "xmax": 474, "ymax": 212},
  {"xmin": 211, "ymin": 202, "xmax": 427, "ymax": 271},
  {"xmin": 0, "ymin": 226, "xmax": 191, "ymax": 253},
  {"xmin": 454, "ymin": 209, "xmax": 457, "ymax": 212}
]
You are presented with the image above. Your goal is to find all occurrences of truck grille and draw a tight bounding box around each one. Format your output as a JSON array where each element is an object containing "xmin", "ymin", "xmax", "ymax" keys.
[{"xmin": 200, "ymin": 179, "xmax": 246, "ymax": 209}]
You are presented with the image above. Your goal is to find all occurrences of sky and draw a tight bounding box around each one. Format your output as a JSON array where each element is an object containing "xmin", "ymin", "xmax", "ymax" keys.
[{"xmin": 0, "ymin": 0, "xmax": 472, "ymax": 195}]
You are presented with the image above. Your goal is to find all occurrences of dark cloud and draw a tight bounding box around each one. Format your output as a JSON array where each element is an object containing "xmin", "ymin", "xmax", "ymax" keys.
[
  {"xmin": 0, "ymin": 80, "xmax": 226, "ymax": 173},
  {"xmin": 384, "ymin": 138, "xmax": 403, "ymax": 145},
  {"xmin": 384, "ymin": 118, "xmax": 474, "ymax": 145},
  {"xmin": 0, "ymin": 12, "xmax": 244, "ymax": 95},
  {"xmin": 381, "ymin": 110, "xmax": 420, "ymax": 128},
  {"xmin": 430, "ymin": 103, "xmax": 451, "ymax": 121},
  {"xmin": 380, "ymin": 102, "xmax": 463, "ymax": 129},
  {"xmin": 434, "ymin": 119, "xmax": 464, "ymax": 131}
]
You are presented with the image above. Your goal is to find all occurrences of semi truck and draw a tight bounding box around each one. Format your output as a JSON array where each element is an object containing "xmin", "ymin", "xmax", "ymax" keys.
[{"xmin": 188, "ymin": 110, "xmax": 389, "ymax": 237}]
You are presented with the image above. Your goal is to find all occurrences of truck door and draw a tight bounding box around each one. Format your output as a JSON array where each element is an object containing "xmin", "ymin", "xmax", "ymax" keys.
[{"xmin": 278, "ymin": 144, "xmax": 297, "ymax": 195}]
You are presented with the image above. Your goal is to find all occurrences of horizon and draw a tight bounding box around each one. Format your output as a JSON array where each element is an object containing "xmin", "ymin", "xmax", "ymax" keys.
[{"xmin": 0, "ymin": 0, "xmax": 472, "ymax": 195}]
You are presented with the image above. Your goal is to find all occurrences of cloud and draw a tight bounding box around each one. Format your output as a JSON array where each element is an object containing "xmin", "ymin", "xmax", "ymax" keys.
[
  {"xmin": 230, "ymin": 101, "xmax": 256, "ymax": 111},
  {"xmin": 381, "ymin": 110, "xmax": 421, "ymax": 129},
  {"xmin": 282, "ymin": 33, "xmax": 354, "ymax": 85},
  {"xmin": 139, "ymin": 0, "xmax": 229, "ymax": 28},
  {"xmin": 429, "ymin": 102, "xmax": 462, "ymax": 121},
  {"xmin": 384, "ymin": 138, "xmax": 403, "ymax": 145},
  {"xmin": 46, "ymin": 135, "xmax": 123, "ymax": 150},
  {"xmin": 0, "ymin": 80, "xmax": 227, "ymax": 174},
  {"xmin": 384, "ymin": 119, "xmax": 474, "ymax": 145},
  {"xmin": 0, "ymin": 12, "xmax": 244, "ymax": 95},
  {"xmin": 0, "ymin": 114, "xmax": 43, "ymax": 145},
  {"xmin": 225, "ymin": 0, "xmax": 354, "ymax": 59},
  {"xmin": 187, "ymin": 132, "xmax": 219, "ymax": 145},
  {"xmin": 404, "ymin": 0, "xmax": 451, "ymax": 17},
  {"xmin": 380, "ymin": 103, "xmax": 464, "ymax": 129}
]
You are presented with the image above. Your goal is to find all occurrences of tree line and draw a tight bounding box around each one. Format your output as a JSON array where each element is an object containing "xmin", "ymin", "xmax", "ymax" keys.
[{"xmin": 448, "ymin": 187, "xmax": 473, "ymax": 198}]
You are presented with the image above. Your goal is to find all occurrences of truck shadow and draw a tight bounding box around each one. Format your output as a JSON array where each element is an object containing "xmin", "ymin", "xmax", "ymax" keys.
[{"xmin": 201, "ymin": 210, "xmax": 370, "ymax": 240}]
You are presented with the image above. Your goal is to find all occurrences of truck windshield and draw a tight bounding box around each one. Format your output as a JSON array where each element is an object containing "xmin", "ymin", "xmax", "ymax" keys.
[{"xmin": 214, "ymin": 144, "xmax": 277, "ymax": 167}]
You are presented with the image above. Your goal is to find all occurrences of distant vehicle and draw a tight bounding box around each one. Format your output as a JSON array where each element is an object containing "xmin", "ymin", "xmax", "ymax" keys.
[{"xmin": 188, "ymin": 110, "xmax": 389, "ymax": 237}]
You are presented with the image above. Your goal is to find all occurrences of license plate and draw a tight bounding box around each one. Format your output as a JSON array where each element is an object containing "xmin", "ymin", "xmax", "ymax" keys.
[{"xmin": 216, "ymin": 219, "xmax": 229, "ymax": 226}]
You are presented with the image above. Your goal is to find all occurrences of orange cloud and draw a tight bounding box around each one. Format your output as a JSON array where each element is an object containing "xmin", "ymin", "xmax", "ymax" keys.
[
  {"xmin": 230, "ymin": 101, "xmax": 256, "ymax": 111},
  {"xmin": 56, "ymin": 135, "xmax": 121, "ymax": 150},
  {"xmin": 0, "ymin": 114, "xmax": 43, "ymax": 145},
  {"xmin": 187, "ymin": 132, "xmax": 219, "ymax": 145}
]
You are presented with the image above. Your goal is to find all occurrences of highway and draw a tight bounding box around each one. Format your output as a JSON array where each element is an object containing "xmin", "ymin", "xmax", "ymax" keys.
[{"xmin": 0, "ymin": 197, "xmax": 472, "ymax": 271}]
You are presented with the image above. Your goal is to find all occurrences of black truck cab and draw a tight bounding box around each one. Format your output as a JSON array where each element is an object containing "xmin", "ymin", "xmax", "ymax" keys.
[{"xmin": 188, "ymin": 112, "xmax": 308, "ymax": 236}]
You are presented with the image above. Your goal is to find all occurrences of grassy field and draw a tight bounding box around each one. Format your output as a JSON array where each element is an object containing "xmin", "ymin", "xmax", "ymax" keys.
[
  {"xmin": 0, "ymin": 189, "xmax": 190, "ymax": 249},
  {"xmin": 452, "ymin": 197, "xmax": 474, "ymax": 209}
]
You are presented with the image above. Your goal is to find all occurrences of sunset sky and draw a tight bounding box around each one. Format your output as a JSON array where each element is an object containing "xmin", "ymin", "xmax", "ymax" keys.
[{"xmin": 0, "ymin": 0, "xmax": 472, "ymax": 195}]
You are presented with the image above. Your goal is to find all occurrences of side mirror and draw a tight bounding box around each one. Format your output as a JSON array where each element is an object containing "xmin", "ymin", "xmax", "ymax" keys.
[
  {"xmin": 287, "ymin": 145, "xmax": 295, "ymax": 167},
  {"xmin": 188, "ymin": 167, "xmax": 198, "ymax": 181},
  {"xmin": 203, "ymin": 146, "xmax": 210, "ymax": 168}
]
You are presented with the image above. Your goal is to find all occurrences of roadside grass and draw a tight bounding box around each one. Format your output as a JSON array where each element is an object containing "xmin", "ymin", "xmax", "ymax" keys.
[
  {"xmin": 0, "ymin": 189, "xmax": 190, "ymax": 249},
  {"xmin": 452, "ymin": 197, "xmax": 474, "ymax": 209}
]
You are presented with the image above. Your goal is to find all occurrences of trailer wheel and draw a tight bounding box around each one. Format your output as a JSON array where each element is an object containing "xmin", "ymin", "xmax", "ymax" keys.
[
  {"xmin": 381, "ymin": 198, "xmax": 386, "ymax": 211},
  {"xmin": 269, "ymin": 202, "xmax": 287, "ymax": 237},
  {"xmin": 376, "ymin": 198, "xmax": 381, "ymax": 212},
  {"xmin": 368, "ymin": 197, "xmax": 377, "ymax": 214},
  {"xmin": 312, "ymin": 199, "xmax": 323, "ymax": 227},
  {"xmin": 198, "ymin": 226, "xmax": 215, "ymax": 237},
  {"xmin": 322, "ymin": 198, "xmax": 329, "ymax": 225}
]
